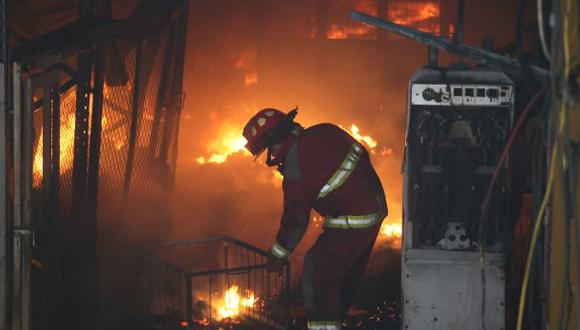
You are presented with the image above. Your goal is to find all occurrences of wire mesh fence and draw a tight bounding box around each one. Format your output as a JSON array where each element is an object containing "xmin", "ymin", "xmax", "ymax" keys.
[{"xmin": 16, "ymin": 6, "xmax": 189, "ymax": 329}]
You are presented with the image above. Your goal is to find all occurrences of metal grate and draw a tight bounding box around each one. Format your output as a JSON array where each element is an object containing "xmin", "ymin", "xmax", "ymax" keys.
[{"xmin": 139, "ymin": 236, "xmax": 291, "ymax": 330}]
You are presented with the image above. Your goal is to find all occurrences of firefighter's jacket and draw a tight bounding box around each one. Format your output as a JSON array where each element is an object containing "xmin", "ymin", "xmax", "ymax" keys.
[{"xmin": 269, "ymin": 123, "xmax": 387, "ymax": 259}]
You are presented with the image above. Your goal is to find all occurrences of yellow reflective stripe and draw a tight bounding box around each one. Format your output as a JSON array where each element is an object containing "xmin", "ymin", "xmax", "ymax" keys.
[
  {"xmin": 323, "ymin": 212, "xmax": 383, "ymax": 229},
  {"xmin": 308, "ymin": 321, "xmax": 342, "ymax": 330},
  {"xmin": 317, "ymin": 143, "xmax": 363, "ymax": 199},
  {"xmin": 270, "ymin": 241, "xmax": 290, "ymax": 259}
]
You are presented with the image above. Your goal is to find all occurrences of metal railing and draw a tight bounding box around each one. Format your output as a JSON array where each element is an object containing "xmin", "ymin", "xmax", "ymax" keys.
[{"xmin": 138, "ymin": 236, "xmax": 291, "ymax": 329}]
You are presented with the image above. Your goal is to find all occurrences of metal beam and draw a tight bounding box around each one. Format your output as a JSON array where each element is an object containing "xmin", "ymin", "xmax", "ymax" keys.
[
  {"xmin": 20, "ymin": 78, "xmax": 31, "ymax": 330},
  {"xmin": 11, "ymin": 62, "xmax": 21, "ymax": 330},
  {"xmin": 350, "ymin": 11, "xmax": 549, "ymax": 80},
  {"xmin": 453, "ymin": 0, "xmax": 465, "ymax": 44},
  {"xmin": 0, "ymin": 1, "xmax": 8, "ymax": 328},
  {"xmin": 123, "ymin": 37, "xmax": 143, "ymax": 198}
]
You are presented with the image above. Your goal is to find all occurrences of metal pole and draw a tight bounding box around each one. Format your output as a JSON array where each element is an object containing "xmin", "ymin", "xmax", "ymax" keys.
[
  {"xmin": 208, "ymin": 275, "xmax": 212, "ymax": 329},
  {"xmin": 0, "ymin": 0, "xmax": 7, "ymax": 326},
  {"xmin": 11, "ymin": 62, "xmax": 22, "ymax": 330},
  {"xmin": 185, "ymin": 275, "xmax": 192, "ymax": 330},
  {"xmin": 453, "ymin": 0, "xmax": 465, "ymax": 44},
  {"xmin": 123, "ymin": 36, "xmax": 143, "ymax": 199},
  {"xmin": 49, "ymin": 82, "xmax": 61, "ymax": 330},
  {"xmin": 87, "ymin": 43, "xmax": 104, "ymax": 326},
  {"xmin": 20, "ymin": 78, "xmax": 32, "ymax": 330},
  {"xmin": 148, "ymin": 23, "xmax": 176, "ymax": 159}
]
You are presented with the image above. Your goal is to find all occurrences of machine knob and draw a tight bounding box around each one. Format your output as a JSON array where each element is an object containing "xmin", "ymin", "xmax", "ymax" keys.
[{"xmin": 422, "ymin": 88, "xmax": 437, "ymax": 101}]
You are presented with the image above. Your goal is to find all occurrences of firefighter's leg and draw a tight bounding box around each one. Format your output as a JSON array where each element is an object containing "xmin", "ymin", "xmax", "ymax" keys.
[
  {"xmin": 302, "ymin": 231, "xmax": 352, "ymax": 330},
  {"xmin": 340, "ymin": 242, "xmax": 374, "ymax": 315}
]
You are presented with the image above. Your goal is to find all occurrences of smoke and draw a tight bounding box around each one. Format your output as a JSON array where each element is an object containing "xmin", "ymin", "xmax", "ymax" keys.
[
  {"xmin": 172, "ymin": 0, "xmax": 524, "ymax": 272},
  {"xmin": 169, "ymin": 3, "xmax": 424, "ymax": 284}
]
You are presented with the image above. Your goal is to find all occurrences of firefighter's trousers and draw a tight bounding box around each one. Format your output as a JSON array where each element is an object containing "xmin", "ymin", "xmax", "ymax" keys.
[{"xmin": 302, "ymin": 223, "xmax": 382, "ymax": 329}]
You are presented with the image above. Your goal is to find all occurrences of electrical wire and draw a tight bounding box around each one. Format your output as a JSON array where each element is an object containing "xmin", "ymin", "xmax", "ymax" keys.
[
  {"xmin": 477, "ymin": 85, "xmax": 547, "ymax": 330},
  {"xmin": 537, "ymin": 0, "xmax": 552, "ymax": 62},
  {"xmin": 516, "ymin": 138, "xmax": 558, "ymax": 330},
  {"xmin": 479, "ymin": 86, "xmax": 548, "ymax": 220}
]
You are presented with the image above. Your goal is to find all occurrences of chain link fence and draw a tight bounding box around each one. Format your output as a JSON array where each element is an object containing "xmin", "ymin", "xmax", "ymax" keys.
[{"xmin": 13, "ymin": 4, "xmax": 189, "ymax": 329}]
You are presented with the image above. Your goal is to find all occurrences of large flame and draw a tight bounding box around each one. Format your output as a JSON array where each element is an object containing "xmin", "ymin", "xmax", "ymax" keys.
[
  {"xmin": 196, "ymin": 123, "xmax": 384, "ymax": 166},
  {"xmin": 388, "ymin": 1, "xmax": 440, "ymax": 34},
  {"xmin": 216, "ymin": 285, "xmax": 258, "ymax": 321},
  {"xmin": 195, "ymin": 125, "xmax": 249, "ymax": 165},
  {"xmin": 327, "ymin": 1, "xmax": 377, "ymax": 39},
  {"xmin": 33, "ymin": 115, "xmax": 77, "ymax": 188},
  {"xmin": 379, "ymin": 221, "xmax": 402, "ymax": 248}
]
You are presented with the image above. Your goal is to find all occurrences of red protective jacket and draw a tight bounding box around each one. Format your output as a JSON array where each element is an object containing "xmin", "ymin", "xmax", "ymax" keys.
[{"xmin": 271, "ymin": 123, "xmax": 387, "ymax": 257}]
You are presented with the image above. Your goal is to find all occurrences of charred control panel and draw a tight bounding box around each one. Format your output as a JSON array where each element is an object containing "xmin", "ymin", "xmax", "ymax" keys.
[{"xmin": 401, "ymin": 66, "xmax": 514, "ymax": 330}]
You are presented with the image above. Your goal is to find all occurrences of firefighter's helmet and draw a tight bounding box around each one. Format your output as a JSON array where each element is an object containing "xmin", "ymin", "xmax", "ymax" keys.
[{"xmin": 243, "ymin": 108, "xmax": 298, "ymax": 156}]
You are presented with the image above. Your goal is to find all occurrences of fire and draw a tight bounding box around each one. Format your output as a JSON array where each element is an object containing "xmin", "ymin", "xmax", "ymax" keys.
[
  {"xmin": 216, "ymin": 285, "xmax": 258, "ymax": 320},
  {"xmin": 195, "ymin": 125, "xmax": 249, "ymax": 164},
  {"xmin": 233, "ymin": 49, "xmax": 258, "ymax": 87},
  {"xmin": 327, "ymin": 24, "xmax": 375, "ymax": 40},
  {"xmin": 244, "ymin": 71, "xmax": 258, "ymax": 86},
  {"xmin": 33, "ymin": 115, "xmax": 77, "ymax": 188},
  {"xmin": 196, "ymin": 123, "xmax": 382, "ymax": 166},
  {"xmin": 388, "ymin": 1, "xmax": 440, "ymax": 34},
  {"xmin": 347, "ymin": 124, "xmax": 378, "ymax": 149},
  {"xmin": 326, "ymin": 1, "xmax": 377, "ymax": 39},
  {"xmin": 378, "ymin": 221, "xmax": 403, "ymax": 248}
]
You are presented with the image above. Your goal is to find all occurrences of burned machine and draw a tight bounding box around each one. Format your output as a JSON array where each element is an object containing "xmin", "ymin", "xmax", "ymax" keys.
[{"xmin": 401, "ymin": 65, "xmax": 514, "ymax": 329}]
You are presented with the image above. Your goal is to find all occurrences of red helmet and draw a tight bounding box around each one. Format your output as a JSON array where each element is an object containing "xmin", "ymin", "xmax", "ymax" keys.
[{"xmin": 242, "ymin": 108, "xmax": 296, "ymax": 156}]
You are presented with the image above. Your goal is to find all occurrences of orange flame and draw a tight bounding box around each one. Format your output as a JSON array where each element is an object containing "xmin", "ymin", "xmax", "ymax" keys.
[
  {"xmin": 326, "ymin": 1, "xmax": 377, "ymax": 39},
  {"xmin": 216, "ymin": 285, "xmax": 258, "ymax": 320},
  {"xmin": 388, "ymin": 2, "xmax": 440, "ymax": 34},
  {"xmin": 378, "ymin": 221, "xmax": 403, "ymax": 248},
  {"xmin": 33, "ymin": 115, "xmax": 77, "ymax": 188},
  {"xmin": 196, "ymin": 125, "xmax": 249, "ymax": 165},
  {"xmin": 347, "ymin": 124, "xmax": 378, "ymax": 149},
  {"xmin": 327, "ymin": 24, "xmax": 375, "ymax": 40}
]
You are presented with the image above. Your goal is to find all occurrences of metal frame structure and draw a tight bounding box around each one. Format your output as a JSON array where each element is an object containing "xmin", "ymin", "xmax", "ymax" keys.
[
  {"xmin": 3, "ymin": 1, "xmax": 189, "ymax": 329},
  {"xmin": 139, "ymin": 236, "xmax": 291, "ymax": 330}
]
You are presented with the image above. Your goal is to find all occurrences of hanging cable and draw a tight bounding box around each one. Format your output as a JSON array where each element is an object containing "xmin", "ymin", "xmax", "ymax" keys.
[
  {"xmin": 516, "ymin": 138, "xmax": 558, "ymax": 330},
  {"xmin": 479, "ymin": 86, "xmax": 548, "ymax": 221},
  {"xmin": 537, "ymin": 0, "xmax": 552, "ymax": 62}
]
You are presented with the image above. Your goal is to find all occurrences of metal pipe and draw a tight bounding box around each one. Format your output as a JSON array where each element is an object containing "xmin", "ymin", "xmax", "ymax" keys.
[
  {"xmin": 122, "ymin": 36, "xmax": 143, "ymax": 198},
  {"xmin": 188, "ymin": 264, "xmax": 269, "ymax": 278},
  {"xmin": 453, "ymin": 0, "xmax": 465, "ymax": 44},
  {"xmin": 12, "ymin": 62, "xmax": 22, "ymax": 330},
  {"xmin": 349, "ymin": 11, "xmax": 549, "ymax": 80},
  {"xmin": 20, "ymin": 77, "xmax": 32, "ymax": 330},
  {"xmin": 0, "ymin": 0, "xmax": 7, "ymax": 325},
  {"xmin": 185, "ymin": 275, "xmax": 192, "ymax": 330},
  {"xmin": 0, "ymin": 48, "xmax": 6, "ymax": 330},
  {"xmin": 208, "ymin": 274, "xmax": 212, "ymax": 329}
]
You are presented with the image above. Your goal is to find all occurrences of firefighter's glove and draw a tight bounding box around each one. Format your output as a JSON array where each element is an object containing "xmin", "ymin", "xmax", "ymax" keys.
[{"xmin": 266, "ymin": 253, "xmax": 285, "ymax": 274}]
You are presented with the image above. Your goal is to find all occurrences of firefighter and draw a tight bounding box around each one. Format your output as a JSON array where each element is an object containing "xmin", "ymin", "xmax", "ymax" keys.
[{"xmin": 242, "ymin": 108, "xmax": 387, "ymax": 330}]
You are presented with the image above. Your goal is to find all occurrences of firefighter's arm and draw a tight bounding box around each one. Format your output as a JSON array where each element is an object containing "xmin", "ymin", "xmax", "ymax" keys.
[{"xmin": 268, "ymin": 179, "xmax": 312, "ymax": 260}]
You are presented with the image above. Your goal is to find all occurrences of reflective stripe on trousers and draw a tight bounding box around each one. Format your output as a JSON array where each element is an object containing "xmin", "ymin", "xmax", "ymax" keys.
[
  {"xmin": 323, "ymin": 211, "xmax": 384, "ymax": 229},
  {"xmin": 317, "ymin": 143, "xmax": 363, "ymax": 199},
  {"xmin": 308, "ymin": 321, "xmax": 342, "ymax": 330}
]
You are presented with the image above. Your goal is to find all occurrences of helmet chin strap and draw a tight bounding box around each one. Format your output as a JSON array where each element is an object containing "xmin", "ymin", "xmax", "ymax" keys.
[
  {"xmin": 265, "ymin": 125, "xmax": 302, "ymax": 170},
  {"xmin": 265, "ymin": 148, "xmax": 285, "ymax": 174}
]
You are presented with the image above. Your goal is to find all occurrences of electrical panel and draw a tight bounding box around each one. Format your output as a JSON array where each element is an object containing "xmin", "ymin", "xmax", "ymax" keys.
[{"xmin": 402, "ymin": 66, "xmax": 514, "ymax": 330}]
